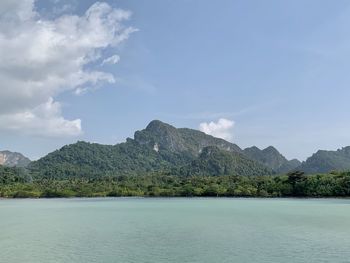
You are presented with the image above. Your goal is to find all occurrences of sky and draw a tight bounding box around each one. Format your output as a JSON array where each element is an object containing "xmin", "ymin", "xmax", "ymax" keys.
[{"xmin": 1, "ymin": 0, "xmax": 350, "ymax": 161}]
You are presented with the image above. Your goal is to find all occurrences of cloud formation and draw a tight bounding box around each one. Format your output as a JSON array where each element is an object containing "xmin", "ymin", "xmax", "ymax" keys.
[
  {"xmin": 102, "ymin": 54, "xmax": 120, "ymax": 65},
  {"xmin": 0, "ymin": 98, "xmax": 81, "ymax": 137},
  {"xmin": 199, "ymin": 118, "xmax": 235, "ymax": 141},
  {"xmin": 0, "ymin": 1, "xmax": 136, "ymax": 137}
]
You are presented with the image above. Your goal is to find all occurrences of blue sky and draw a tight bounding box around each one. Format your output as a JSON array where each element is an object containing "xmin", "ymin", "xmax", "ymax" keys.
[{"xmin": 1, "ymin": 0, "xmax": 350, "ymax": 160}]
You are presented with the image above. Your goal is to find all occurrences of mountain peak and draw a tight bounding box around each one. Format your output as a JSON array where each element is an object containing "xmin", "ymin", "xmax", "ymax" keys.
[
  {"xmin": 134, "ymin": 120, "xmax": 184, "ymax": 152},
  {"xmin": 262, "ymin": 146, "xmax": 279, "ymax": 153},
  {"xmin": 145, "ymin": 120, "xmax": 174, "ymax": 131},
  {"xmin": 0, "ymin": 150, "xmax": 31, "ymax": 167},
  {"xmin": 243, "ymin": 145, "xmax": 300, "ymax": 174},
  {"xmin": 134, "ymin": 120, "xmax": 242, "ymax": 156},
  {"xmin": 246, "ymin": 146, "xmax": 260, "ymax": 150},
  {"xmin": 244, "ymin": 146, "xmax": 261, "ymax": 153}
]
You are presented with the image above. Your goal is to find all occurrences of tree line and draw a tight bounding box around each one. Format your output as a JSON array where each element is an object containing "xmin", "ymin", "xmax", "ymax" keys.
[{"xmin": 1, "ymin": 166, "xmax": 350, "ymax": 198}]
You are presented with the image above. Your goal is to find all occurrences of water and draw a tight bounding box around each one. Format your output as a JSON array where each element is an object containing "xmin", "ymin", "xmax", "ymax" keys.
[{"xmin": 1, "ymin": 198, "xmax": 350, "ymax": 263}]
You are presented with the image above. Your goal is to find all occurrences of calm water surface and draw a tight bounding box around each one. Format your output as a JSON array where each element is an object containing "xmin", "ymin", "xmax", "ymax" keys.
[{"xmin": 1, "ymin": 198, "xmax": 350, "ymax": 263}]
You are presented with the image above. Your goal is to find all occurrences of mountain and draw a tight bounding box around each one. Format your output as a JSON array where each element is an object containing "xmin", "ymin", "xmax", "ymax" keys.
[
  {"xmin": 298, "ymin": 146, "xmax": 350, "ymax": 174},
  {"xmin": 180, "ymin": 146, "xmax": 274, "ymax": 176},
  {"xmin": 0, "ymin": 151, "xmax": 31, "ymax": 167},
  {"xmin": 243, "ymin": 146, "xmax": 300, "ymax": 174},
  {"xmin": 134, "ymin": 120, "xmax": 242, "ymax": 156},
  {"xmin": 30, "ymin": 120, "xmax": 271, "ymax": 178}
]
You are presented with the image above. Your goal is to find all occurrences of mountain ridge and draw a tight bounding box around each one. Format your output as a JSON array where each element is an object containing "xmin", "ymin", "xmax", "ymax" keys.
[
  {"xmin": 5, "ymin": 120, "xmax": 350, "ymax": 177},
  {"xmin": 30, "ymin": 120, "xmax": 276, "ymax": 178},
  {"xmin": 298, "ymin": 146, "xmax": 350, "ymax": 174},
  {"xmin": 243, "ymin": 146, "xmax": 301, "ymax": 174}
]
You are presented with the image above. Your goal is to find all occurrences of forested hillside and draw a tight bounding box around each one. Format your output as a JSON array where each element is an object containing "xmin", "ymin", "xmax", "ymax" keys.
[
  {"xmin": 2, "ymin": 120, "xmax": 350, "ymax": 198},
  {"xmin": 243, "ymin": 146, "xmax": 300, "ymax": 174},
  {"xmin": 298, "ymin": 147, "xmax": 350, "ymax": 174},
  {"xmin": 30, "ymin": 120, "xmax": 274, "ymax": 178}
]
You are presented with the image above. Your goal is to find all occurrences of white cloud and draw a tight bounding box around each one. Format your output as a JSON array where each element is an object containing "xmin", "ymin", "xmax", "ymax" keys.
[
  {"xmin": 199, "ymin": 118, "xmax": 235, "ymax": 141},
  {"xmin": 102, "ymin": 54, "xmax": 120, "ymax": 65},
  {"xmin": 0, "ymin": 1, "xmax": 137, "ymax": 137},
  {"xmin": 0, "ymin": 98, "xmax": 81, "ymax": 137}
]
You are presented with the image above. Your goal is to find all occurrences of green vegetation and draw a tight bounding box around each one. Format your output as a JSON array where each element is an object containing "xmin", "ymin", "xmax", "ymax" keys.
[
  {"xmin": 1, "ymin": 167, "xmax": 350, "ymax": 198},
  {"xmin": 27, "ymin": 120, "xmax": 309, "ymax": 179},
  {"xmin": 2, "ymin": 120, "xmax": 350, "ymax": 199},
  {"xmin": 29, "ymin": 140, "xmax": 174, "ymax": 179},
  {"xmin": 299, "ymin": 146, "xmax": 350, "ymax": 174},
  {"xmin": 0, "ymin": 166, "xmax": 31, "ymax": 184},
  {"xmin": 29, "ymin": 120, "xmax": 276, "ymax": 178},
  {"xmin": 179, "ymin": 146, "xmax": 273, "ymax": 176},
  {"xmin": 243, "ymin": 146, "xmax": 301, "ymax": 174},
  {"xmin": 29, "ymin": 142, "xmax": 274, "ymax": 179}
]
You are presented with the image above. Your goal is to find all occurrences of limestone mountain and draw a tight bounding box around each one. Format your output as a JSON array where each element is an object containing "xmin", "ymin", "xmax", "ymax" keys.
[
  {"xmin": 30, "ymin": 120, "xmax": 272, "ymax": 178},
  {"xmin": 0, "ymin": 151, "xmax": 31, "ymax": 167},
  {"xmin": 298, "ymin": 146, "xmax": 350, "ymax": 174},
  {"xmin": 134, "ymin": 120, "xmax": 242, "ymax": 156},
  {"xmin": 243, "ymin": 146, "xmax": 300, "ymax": 174}
]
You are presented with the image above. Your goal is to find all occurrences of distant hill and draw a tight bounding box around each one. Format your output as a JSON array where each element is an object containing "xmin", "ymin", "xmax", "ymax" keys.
[
  {"xmin": 0, "ymin": 151, "xmax": 30, "ymax": 167},
  {"xmin": 243, "ymin": 146, "xmax": 300, "ymax": 174},
  {"xmin": 298, "ymin": 147, "xmax": 350, "ymax": 174},
  {"xmin": 15, "ymin": 120, "xmax": 350, "ymax": 178},
  {"xmin": 180, "ymin": 146, "xmax": 273, "ymax": 176},
  {"xmin": 29, "ymin": 140, "xmax": 171, "ymax": 179},
  {"xmin": 30, "ymin": 120, "xmax": 272, "ymax": 178}
]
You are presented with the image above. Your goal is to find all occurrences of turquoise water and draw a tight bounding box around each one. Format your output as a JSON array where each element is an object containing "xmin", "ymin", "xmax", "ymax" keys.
[{"xmin": 1, "ymin": 198, "xmax": 350, "ymax": 263}]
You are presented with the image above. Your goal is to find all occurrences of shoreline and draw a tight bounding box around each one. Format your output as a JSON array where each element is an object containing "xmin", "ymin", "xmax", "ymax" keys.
[{"xmin": 1, "ymin": 196, "xmax": 350, "ymax": 200}]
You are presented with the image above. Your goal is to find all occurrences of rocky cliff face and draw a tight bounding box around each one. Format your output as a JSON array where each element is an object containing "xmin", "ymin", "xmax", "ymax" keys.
[
  {"xmin": 0, "ymin": 153, "xmax": 6, "ymax": 165},
  {"xmin": 134, "ymin": 120, "xmax": 242, "ymax": 157},
  {"xmin": 0, "ymin": 151, "xmax": 31, "ymax": 167}
]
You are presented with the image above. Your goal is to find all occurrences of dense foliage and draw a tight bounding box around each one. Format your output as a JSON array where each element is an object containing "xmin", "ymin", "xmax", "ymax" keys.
[
  {"xmin": 29, "ymin": 142, "xmax": 275, "ymax": 179},
  {"xmin": 179, "ymin": 146, "xmax": 273, "ymax": 176},
  {"xmin": 29, "ymin": 140, "xmax": 174, "ymax": 179},
  {"xmin": 1, "ymin": 168, "xmax": 350, "ymax": 198},
  {"xmin": 0, "ymin": 166, "xmax": 31, "ymax": 184}
]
